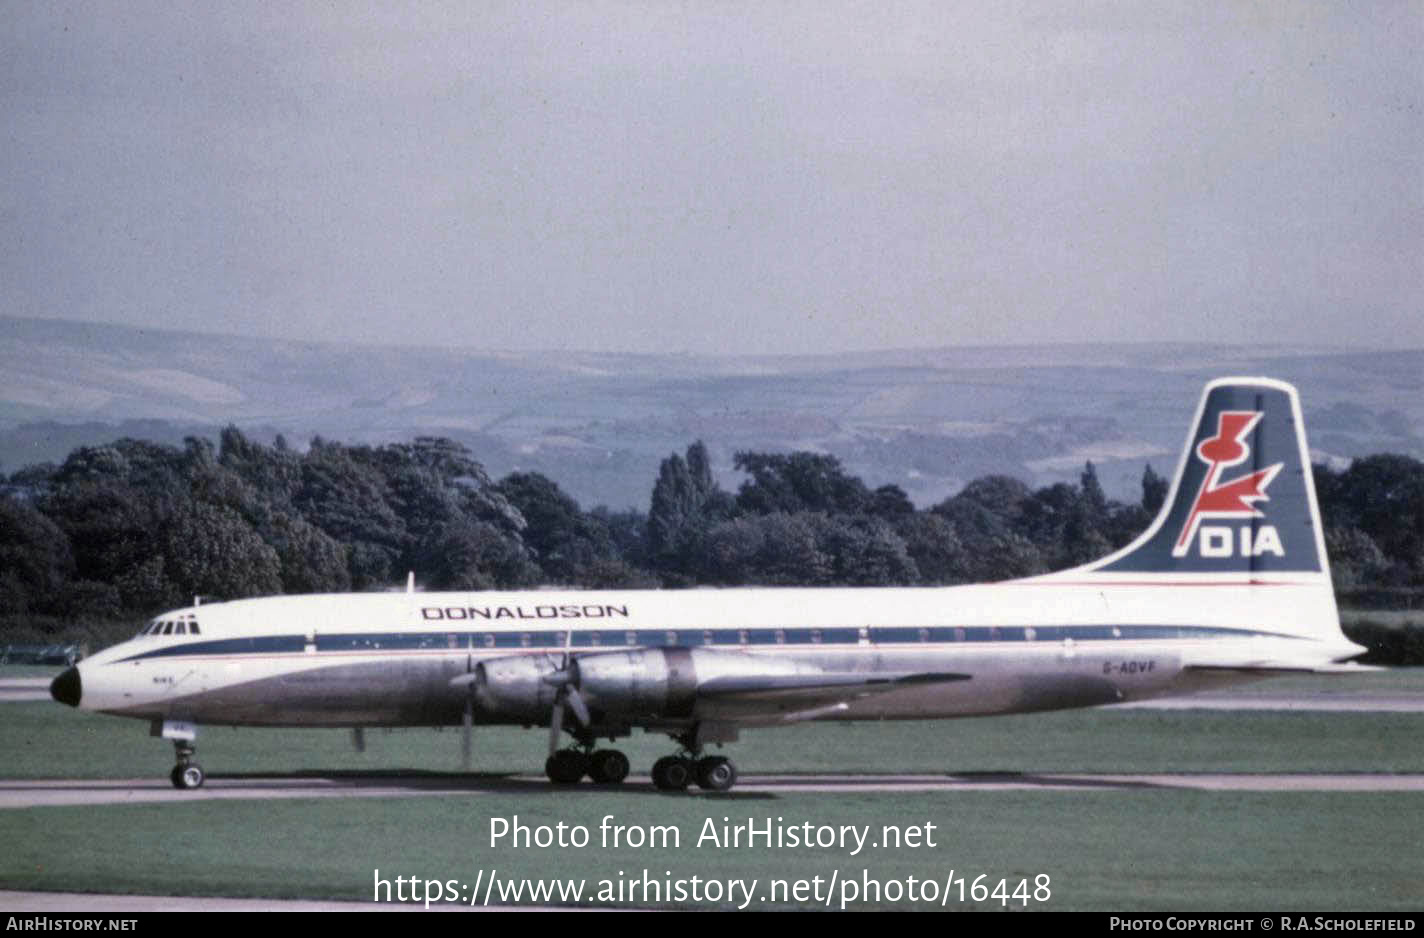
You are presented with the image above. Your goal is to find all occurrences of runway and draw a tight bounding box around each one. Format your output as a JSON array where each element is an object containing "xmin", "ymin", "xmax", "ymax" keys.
[
  {"xmin": 2, "ymin": 770, "xmax": 1422, "ymax": 809},
  {"xmin": 0, "ymin": 679, "xmax": 54, "ymax": 702}
]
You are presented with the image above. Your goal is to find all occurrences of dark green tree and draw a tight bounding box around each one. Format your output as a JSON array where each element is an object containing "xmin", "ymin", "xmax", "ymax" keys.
[
  {"xmin": 733, "ymin": 451, "xmax": 869, "ymax": 516},
  {"xmin": 647, "ymin": 442, "xmax": 729, "ymax": 578},
  {"xmin": 0, "ymin": 495, "xmax": 74, "ymax": 615},
  {"xmin": 1141, "ymin": 463, "xmax": 1168, "ymax": 515},
  {"xmin": 161, "ymin": 502, "xmax": 283, "ymax": 602}
]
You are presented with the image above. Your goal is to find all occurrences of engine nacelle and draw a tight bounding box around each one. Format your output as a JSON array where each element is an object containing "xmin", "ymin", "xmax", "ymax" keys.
[
  {"xmin": 571, "ymin": 647, "xmax": 815, "ymax": 718},
  {"xmin": 472, "ymin": 654, "xmax": 561, "ymax": 721}
]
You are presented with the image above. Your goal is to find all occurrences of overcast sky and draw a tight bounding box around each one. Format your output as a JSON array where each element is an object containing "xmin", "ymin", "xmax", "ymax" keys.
[{"xmin": 3, "ymin": 2, "xmax": 1419, "ymax": 355}]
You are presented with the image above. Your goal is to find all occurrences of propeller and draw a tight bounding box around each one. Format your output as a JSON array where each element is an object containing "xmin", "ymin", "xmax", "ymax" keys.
[
  {"xmin": 461, "ymin": 695, "xmax": 473, "ymax": 771},
  {"xmin": 543, "ymin": 629, "xmax": 590, "ymax": 756},
  {"xmin": 446, "ymin": 654, "xmax": 477, "ymax": 771},
  {"xmin": 447, "ymin": 636, "xmax": 592, "ymax": 762}
]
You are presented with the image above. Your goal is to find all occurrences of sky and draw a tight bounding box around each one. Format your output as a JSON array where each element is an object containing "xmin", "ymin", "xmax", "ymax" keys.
[{"xmin": 2, "ymin": 2, "xmax": 1420, "ymax": 355}]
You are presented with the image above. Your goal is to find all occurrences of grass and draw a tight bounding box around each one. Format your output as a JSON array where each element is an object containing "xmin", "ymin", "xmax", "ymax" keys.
[
  {"xmin": 0, "ymin": 792, "xmax": 1419, "ymax": 910},
  {"xmin": 1222, "ymin": 667, "xmax": 1424, "ymax": 694},
  {"xmin": 1340, "ymin": 610, "xmax": 1424, "ymax": 629},
  {"xmin": 2, "ymin": 669, "xmax": 1421, "ymax": 909},
  {"xmin": 0, "ymin": 665, "xmax": 64, "ymax": 679}
]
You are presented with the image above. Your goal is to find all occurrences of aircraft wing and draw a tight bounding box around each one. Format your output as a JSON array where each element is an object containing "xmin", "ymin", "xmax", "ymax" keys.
[{"xmin": 694, "ymin": 671, "xmax": 971, "ymax": 723}]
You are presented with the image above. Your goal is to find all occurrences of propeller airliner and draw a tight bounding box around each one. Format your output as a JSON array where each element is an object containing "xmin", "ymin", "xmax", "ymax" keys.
[{"xmin": 50, "ymin": 378, "xmax": 1368, "ymax": 792}]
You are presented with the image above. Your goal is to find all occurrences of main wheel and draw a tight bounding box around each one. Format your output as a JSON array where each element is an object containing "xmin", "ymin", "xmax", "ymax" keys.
[
  {"xmin": 171, "ymin": 763, "xmax": 205, "ymax": 790},
  {"xmin": 545, "ymin": 749, "xmax": 589, "ymax": 784},
  {"xmin": 587, "ymin": 749, "xmax": 630, "ymax": 784},
  {"xmin": 695, "ymin": 756, "xmax": 736, "ymax": 792},
  {"xmin": 651, "ymin": 756, "xmax": 694, "ymax": 791}
]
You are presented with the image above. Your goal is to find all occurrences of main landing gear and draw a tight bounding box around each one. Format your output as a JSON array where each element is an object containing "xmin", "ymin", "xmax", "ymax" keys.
[
  {"xmin": 541, "ymin": 726, "xmax": 739, "ymax": 791},
  {"xmin": 544, "ymin": 724, "xmax": 631, "ymax": 785},
  {"xmin": 650, "ymin": 754, "xmax": 736, "ymax": 792},
  {"xmin": 651, "ymin": 728, "xmax": 737, "ymax": 793},
  {"xmin": 169, "ymin": 739, "xmax": 205, "ymax": 790},
  {"xmin": 545, "ymin": 746, "xmax": 632, "ymax": 785}
]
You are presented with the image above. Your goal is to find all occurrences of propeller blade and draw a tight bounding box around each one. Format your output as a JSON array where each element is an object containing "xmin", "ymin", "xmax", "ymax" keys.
[
  {"xmin": 547, "ymin": 695, "xmax": 565, "ymax": 757},
  {"xmin": 565, "ymin": 686, "xmax": 590, "ymax": 726},
  {"xmin": 460, "ymin": 697, "xmax": 473, "ymax": 771}
]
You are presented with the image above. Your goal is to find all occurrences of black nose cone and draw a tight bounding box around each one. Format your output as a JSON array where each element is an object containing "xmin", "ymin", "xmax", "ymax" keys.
[{"xmin": 50, "ymin": 667, "xmax": 81, "ymax": 707}]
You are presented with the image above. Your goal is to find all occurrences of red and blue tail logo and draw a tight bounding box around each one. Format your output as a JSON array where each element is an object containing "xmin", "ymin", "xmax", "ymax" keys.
[
  {"xmin": 1172, "ymin": 411, "xmax": 1284, "ymax": 557},
  {"xmin": 1091, "ymin": 378, "xmax": 1326, "ymax": 575}
]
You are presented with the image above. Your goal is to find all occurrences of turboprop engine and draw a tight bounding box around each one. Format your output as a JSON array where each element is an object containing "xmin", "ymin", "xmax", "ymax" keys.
[
  {"xmin": 470, "ymin": 654, "xmax": 562, "ymax": 721},
  {"xmin": 572, "ymin": 647, "xmax": 816, "ymax": 717}
]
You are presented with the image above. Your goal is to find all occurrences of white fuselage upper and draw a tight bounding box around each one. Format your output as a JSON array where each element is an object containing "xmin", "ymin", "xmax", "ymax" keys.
[{"xmin": 68, "ymin": 572, "xmax": 1355, "ymax": 729}]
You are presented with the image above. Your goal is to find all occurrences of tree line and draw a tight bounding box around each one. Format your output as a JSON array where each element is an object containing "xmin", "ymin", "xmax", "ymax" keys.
[{"xmin": 2, "ymin": 431, "xmax": 1421, "ymax": 656}]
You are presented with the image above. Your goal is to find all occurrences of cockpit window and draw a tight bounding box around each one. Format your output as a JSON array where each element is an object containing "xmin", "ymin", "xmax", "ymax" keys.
[{"xmin": 138, "ymin": 615, "xmax": 200, "ymax": 638}]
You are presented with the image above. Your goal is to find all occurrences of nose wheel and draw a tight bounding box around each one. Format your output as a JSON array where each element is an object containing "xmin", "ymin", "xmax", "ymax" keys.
[{"xmin": 169, "ymin": 740, "xmax": 205, "ymax": 790}]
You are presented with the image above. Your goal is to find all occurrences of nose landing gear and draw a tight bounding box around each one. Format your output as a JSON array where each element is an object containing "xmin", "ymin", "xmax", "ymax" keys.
[{"xmin": 169, "ymin": 739, "xmax": 204, "ymax": 790}]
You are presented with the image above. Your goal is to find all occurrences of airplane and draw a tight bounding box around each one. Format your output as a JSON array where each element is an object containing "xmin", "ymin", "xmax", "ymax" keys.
[{"xmin": 49, "ymin": 377, "xmax": 1372, "ymax": 792}]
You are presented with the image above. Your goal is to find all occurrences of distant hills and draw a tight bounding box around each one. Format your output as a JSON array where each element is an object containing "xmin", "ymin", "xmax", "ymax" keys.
[{"xmin": 2, "ymin": 316, "xmax": 1421, "ymax": 510}]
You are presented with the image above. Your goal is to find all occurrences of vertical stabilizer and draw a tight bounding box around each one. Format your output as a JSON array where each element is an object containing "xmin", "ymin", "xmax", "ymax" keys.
[{"xmin": 1087, "ymin": 378, "xmax": 1328, "ymax": 578}]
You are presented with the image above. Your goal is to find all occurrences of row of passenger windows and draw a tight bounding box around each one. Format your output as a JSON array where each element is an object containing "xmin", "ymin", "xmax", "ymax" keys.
[
  {"xmin": 131, "ymin": 623, "xmax": 1251, "ymax": 648},
  {"xmin": 309, "ymin": 625, "xmax": 1207, "ymax": 652}
]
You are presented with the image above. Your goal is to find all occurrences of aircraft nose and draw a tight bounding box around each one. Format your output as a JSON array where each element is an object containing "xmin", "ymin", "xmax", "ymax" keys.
[{"xmin": 50, "ymin": 667, "xmax": 81, "ymax": 707}]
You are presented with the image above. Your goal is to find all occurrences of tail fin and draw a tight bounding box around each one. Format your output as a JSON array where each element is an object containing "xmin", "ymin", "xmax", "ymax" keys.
[
  {"xmin": 1087, "ymin": 377, "xmax": 1329, "ymax": 578},
  {"xmin": 1065, "ymin": 379, "xmax": 1368, "ymax": 667}
]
